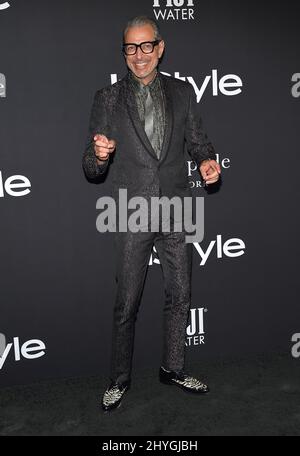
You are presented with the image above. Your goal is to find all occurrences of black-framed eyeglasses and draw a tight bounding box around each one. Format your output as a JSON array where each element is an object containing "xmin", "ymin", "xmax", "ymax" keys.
[{"xmin": 122, "ymin": 40, "xmax": 161, "ymax": 55}]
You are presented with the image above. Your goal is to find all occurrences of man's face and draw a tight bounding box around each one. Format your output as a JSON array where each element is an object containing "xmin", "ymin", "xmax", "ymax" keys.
[{"xmin": 124, "ymin": 24, "xmax": 165, "ymax": 85}]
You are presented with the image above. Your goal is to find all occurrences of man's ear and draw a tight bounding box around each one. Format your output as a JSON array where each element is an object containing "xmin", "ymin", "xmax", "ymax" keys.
[{"xmin": 158, "ymin": 40, "xmax": 165, "ymax": 58}]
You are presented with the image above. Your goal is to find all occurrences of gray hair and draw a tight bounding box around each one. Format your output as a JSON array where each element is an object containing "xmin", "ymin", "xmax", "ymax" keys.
[{"xmin": 123, "ymin": 15, "xmax": 162, "ymax": 42}]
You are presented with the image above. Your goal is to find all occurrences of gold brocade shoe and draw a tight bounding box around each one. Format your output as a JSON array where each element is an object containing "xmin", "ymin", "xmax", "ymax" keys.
[{"xmin": 159, "ymin": 366, "xmax": 209, "ymax": 394}]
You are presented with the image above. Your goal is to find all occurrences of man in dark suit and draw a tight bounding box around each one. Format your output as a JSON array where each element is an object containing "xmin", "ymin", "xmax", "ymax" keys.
[{"xmin": 82, "ymin": 15, "xmax": 221, "ymax": 412}]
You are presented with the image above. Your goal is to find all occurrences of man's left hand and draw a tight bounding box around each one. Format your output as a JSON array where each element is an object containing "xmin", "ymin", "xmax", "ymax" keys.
[{"xmin": 199, "ymin": 159, "xmax": 221, "ymax": 185}]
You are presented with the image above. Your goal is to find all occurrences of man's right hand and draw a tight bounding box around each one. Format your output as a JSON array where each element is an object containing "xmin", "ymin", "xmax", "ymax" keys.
[{"xmin": 93, "ymin": 134, "xmax": 116, "ymax": 163}]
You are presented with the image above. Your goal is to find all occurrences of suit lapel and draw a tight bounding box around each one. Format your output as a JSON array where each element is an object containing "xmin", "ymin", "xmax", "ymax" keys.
[
  {"xmin": 158, "ymin": 72, "xmax": 173, "ymax": 165},
  {"xmin": 124, "ymin": 71, "xmax": 173, "ymax": 162}
]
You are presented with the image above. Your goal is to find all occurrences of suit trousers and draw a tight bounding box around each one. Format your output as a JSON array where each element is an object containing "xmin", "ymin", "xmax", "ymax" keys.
[{"xmin": 109, "ymin": 224, "xmax": 192, "ymax": 384}]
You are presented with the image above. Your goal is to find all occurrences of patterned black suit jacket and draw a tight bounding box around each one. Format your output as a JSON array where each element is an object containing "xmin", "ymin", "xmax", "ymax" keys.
[{"xmin": 82, "ymin": 71, "xmax": 216, "ymax": 202}]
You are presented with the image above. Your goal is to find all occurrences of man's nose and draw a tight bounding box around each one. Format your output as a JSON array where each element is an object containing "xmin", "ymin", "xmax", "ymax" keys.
[{"xmin": 135, "ymin": 47, "xmax": 144, "ymax": 59}]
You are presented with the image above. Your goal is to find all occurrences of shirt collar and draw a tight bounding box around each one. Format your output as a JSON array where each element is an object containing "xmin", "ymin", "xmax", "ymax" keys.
[{"xmin": 128, "ymin": 69, "xmax": 160, "ymax": 94}]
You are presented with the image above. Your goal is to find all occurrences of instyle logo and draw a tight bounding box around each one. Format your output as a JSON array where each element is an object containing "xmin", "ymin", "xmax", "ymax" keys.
[
  {"xmin": 0, "ymin": 334, "xmax": 46, "ymax": 370},
  {"xmin": 153, "ymin": 0, "xmax": 195, "ymax": 21},
  {"xmin": 291, "ymin": 73, "xmax": 300, "ymax": 98},
  {"xmin": 186, "ymin": 307, "xmax": 207, "ymax": 346},
  {"xmin": 0, "ymin": 171, "xmax": 31, "ymax": 197},
  {"xmin": 0, "ymin": 73, "xmax": 6, "ymax": 98},
  {"xmin": 149, "ymin": 234, "xmax": 246, "ymax": 266},
  {"xmin": 110, "ymin": 70, "xmax": 243, "ymax": 102},
  {"xmin": 0, "ymin": 2, "xmax": 10, "ymax": 10},
  {"xmin": 194, "ymin": 235, "xmax": 245, "ymax": 265},
  {"xmin": 0, "ymin": 333, "xmax": 5, "ymax": 356}
]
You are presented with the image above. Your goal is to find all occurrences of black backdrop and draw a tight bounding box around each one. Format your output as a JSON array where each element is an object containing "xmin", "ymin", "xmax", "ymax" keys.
[{"xmin": 0, "ymin": 0, "xmax": 299, "ymax": 387}]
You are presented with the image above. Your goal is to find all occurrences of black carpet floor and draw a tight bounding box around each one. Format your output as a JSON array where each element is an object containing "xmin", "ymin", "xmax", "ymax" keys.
[{"xmin": 0, "ymin": 352, "xmax": 299, "ymax": 436}]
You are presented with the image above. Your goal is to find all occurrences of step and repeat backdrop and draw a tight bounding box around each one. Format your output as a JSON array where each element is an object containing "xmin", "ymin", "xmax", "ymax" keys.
[{"xmin": 0, "ymin": 0, "xmax": 299, "ymax": 387}]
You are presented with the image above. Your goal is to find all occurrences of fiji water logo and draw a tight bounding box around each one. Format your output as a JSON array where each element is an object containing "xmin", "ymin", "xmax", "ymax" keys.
[
  {"xmin": 153, "ymin": 0, "xmax": 195, "ymax": 20},
  {"xmin": 185, "ymin": 307, "xmax": 207, "ymax": 346}
]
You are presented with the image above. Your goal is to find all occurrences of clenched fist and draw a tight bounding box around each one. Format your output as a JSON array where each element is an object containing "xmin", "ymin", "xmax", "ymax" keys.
[
  {"xmin": 199, "ymin": 159, "xmax": 221, "ymax": 185},
  {"xmin": 93, "ymin": 134, "xmax": 116, "ymax": 163}
]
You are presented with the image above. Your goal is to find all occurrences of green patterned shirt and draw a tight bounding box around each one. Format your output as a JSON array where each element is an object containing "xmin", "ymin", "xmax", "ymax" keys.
[{"xmin": 128, "ymin": 69, "xmax": 165, "ymax": 159}]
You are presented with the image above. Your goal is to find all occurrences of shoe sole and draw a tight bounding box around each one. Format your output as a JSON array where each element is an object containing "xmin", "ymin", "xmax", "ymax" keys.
[
  {"xmin": 159, "ymin": 378, "xmax": 210, "ymax": 394},
  {"xmin": 102, "ymin": 401, "xmax": 122, "ymax": 413}
]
